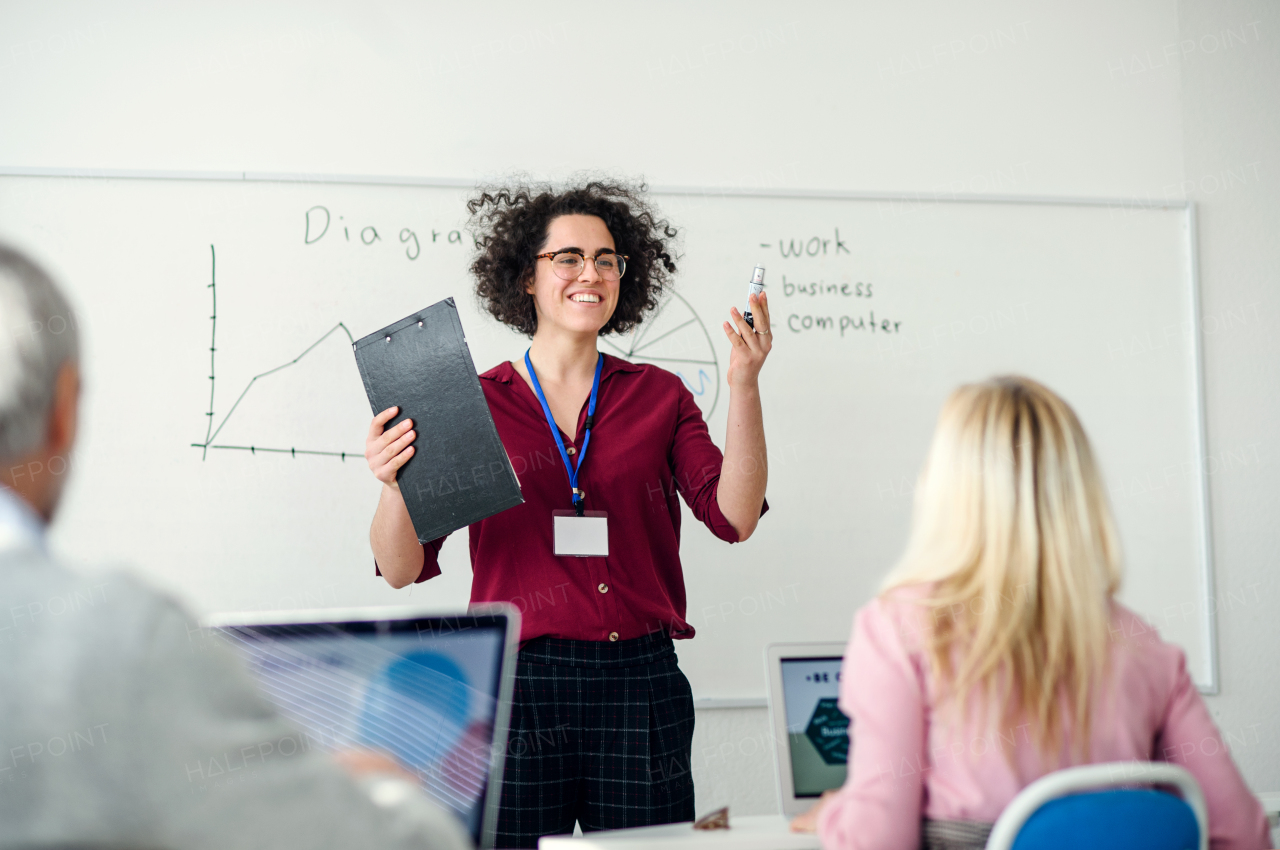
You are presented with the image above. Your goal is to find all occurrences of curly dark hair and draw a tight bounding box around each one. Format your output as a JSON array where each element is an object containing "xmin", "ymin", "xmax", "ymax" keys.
[{"xmin": 466, "ymin": 179, "xmax": 678, "ymax": 337}]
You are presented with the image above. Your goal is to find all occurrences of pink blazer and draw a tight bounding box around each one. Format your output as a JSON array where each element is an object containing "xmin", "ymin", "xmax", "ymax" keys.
[{"xmin": 817, "ymin": 585, "xmax": 1270, "ymax": 850}]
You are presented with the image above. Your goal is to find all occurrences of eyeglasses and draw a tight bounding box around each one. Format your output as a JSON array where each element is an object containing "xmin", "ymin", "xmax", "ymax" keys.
[{"xmin": 535, "ymin": 250, "xmax": 628, "ymax": 281}]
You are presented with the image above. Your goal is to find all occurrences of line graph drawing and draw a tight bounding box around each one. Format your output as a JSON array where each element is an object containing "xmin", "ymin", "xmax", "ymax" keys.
[
  {"xmin": 191, "ymin": 249, "xmax": 721, "ymax": 461},
  {"xmin": 191, "ymin": 245, "xmax": 363, "ymax": 460},
  {"xmin": 199, "ymin": 244, "xmax": 217, "ymax": 459},
  {"xmin": 600, "ymin": 291, "xmax": 722, "ymax": 417}
]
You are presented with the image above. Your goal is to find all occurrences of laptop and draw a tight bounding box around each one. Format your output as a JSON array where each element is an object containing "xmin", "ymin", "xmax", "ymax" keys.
[
  {"xmin": 765, "ymin": 642, "xmax": 851, "ymax": 818},
  {"xmin": 204, "ymin": 605, "xmax": 520, "ymax": 849}
]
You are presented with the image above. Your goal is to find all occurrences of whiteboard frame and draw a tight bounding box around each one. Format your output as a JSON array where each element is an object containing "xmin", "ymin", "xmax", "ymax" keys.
[{"xmin": 0, "ymin": 166, "xmax": 1218, "ymax": 694}]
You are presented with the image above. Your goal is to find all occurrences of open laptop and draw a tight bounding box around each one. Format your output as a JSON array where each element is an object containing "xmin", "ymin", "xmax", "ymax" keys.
[
  {"xmin": 204, "ymin": 605, "xmax": 520, "ymax": 849},
  {"xmin": 765, "ymin": 642, "xmax": 851, "ymax": 818}
]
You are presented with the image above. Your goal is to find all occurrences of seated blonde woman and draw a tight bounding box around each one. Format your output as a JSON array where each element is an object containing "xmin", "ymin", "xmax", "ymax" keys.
[{"xmin": 795, "ymin": 377, "xmax": 1268, "ymax": 850}]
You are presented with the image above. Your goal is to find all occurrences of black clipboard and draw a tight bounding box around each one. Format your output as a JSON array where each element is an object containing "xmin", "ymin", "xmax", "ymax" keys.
[{"xmin": 353, "ymin": 298, "xmax": 523, "ymax": 543}]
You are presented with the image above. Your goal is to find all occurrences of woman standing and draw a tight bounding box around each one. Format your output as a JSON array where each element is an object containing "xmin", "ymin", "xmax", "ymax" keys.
[{"xmin": 366, "ymin": 181, "xmax": 771, "ymax": 847}]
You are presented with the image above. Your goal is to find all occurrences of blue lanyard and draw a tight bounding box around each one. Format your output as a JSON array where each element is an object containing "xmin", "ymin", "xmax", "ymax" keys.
[{"xmin": 524, "ymin": 350, "xmax": 604, "ymax": 516}]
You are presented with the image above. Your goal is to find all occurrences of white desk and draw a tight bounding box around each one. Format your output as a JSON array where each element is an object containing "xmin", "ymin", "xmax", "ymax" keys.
[
  {"xmin": 536, "ymin": 793, "xmax": 1278, "ymax": 848},
  {"xmin": 538, "ymin": 815, "xmax": 820, "ymax": 850}
]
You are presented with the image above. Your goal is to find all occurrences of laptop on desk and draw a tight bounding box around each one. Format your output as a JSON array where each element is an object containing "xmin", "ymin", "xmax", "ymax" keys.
[
  {"xmin": 765, "ymin": 643, "xmax": 851, "ymax": 818},
  {"xmin": 205, "ymin": 605, "xmax": 520, "ymax": 850}
]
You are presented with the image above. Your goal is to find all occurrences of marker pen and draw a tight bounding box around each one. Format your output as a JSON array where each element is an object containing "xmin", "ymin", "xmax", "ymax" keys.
[{"xmin": 743, "ymin": 265, "xmax": 765, "ymax": 328}]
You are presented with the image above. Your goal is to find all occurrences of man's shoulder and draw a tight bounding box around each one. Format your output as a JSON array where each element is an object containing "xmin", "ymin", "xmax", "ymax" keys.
[{"xmin": 0, "ymin": 549, "xmax": 189, "ymax": 644}]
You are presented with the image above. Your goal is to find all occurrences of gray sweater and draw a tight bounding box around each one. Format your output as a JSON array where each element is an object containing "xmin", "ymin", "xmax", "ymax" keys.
[{"xmin": 0, "ymin": 548, "xmax": 473, "ymax": 850}]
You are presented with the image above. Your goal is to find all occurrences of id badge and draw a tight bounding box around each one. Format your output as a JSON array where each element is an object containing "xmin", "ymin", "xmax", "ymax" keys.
[{"xmin": 553, "ymin": 510, "xmax": 609, "ymax": 557}]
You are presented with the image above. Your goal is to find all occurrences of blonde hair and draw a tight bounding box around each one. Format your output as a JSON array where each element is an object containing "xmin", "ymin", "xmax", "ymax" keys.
[{"xmin": 882, "ymin": 376, "xmax": 1122, "ymax": 762}]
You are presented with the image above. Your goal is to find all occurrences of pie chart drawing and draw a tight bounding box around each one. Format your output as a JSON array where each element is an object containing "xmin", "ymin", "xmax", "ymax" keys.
[{"xmin": 601, "ymin": 292, "xmax": 721, "ymax": 418}]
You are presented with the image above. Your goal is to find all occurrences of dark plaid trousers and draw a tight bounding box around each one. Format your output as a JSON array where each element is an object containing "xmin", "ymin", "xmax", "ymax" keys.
[{"xmin": 492, "ymin": 632, "xmax": 696, "ymax": 849}]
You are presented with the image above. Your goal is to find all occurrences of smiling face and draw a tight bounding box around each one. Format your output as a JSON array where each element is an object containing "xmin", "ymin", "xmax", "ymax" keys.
[{"xmin": 525, "ymin": 214, "xmax": 620, "ymax": 337}]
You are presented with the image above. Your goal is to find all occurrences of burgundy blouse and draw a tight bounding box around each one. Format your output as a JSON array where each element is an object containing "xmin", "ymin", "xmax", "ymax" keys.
[{"xmin": 387, "ymin": 354, "xmax": 766, "ymax": 644}]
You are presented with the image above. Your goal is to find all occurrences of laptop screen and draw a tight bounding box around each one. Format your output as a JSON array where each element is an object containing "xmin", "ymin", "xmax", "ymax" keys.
[
  {"xmin": 217, "ymin": 615, "xmax": 508, "ymax": 845},
  {"xmin": 780, "ymin": 656, "xmax": 850, "ymax": 797}
]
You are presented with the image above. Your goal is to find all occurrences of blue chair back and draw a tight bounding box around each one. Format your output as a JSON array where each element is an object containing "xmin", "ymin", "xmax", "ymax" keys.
[{"xmin": 1010, "ymin": 788, "xmax": 1200, "ymax": 850}]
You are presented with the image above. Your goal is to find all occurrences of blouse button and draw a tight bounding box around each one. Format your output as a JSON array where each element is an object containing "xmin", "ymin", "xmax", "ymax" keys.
[
  {"xmin": 567, "ymin": 446, "xmax": 576, "ymax": 455},
  {"xmin": 598, "ymin": 583, "xmax": 609, "ymax": 594},
  {"xmin": 608, "ymin": 631, "xmax": 619, "ymax": 642}
]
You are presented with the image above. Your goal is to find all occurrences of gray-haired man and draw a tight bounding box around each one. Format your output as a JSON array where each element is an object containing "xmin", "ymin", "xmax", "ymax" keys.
[{"xmin": 0, "ymin": 243, "xmax": 471, "ymax": 850}]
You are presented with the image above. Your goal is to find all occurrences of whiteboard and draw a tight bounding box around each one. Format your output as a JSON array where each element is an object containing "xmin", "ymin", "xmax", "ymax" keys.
[{"xmin": 0, "ymin": 172, "xmax": 1214, "ymax": 696}]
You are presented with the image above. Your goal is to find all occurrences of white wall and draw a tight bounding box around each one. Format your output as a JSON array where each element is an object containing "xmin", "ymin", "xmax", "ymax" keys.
[
  {"xmin": 1176, "ymin": 0, "xmax": 1280, "ymax": 801},
  {"xmin": 1, "ymin": 0, "xmax": 1275, "ymax": 813}
]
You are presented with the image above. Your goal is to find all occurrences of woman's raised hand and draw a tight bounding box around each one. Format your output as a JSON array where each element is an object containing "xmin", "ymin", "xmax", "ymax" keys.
[
  {"xmin": 365, "ymin": 406, "xmax": 416, "ymax": 488},
  {"xmin": 723, "ymin": 291, "xmax": 773, "ymax": 388}
]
